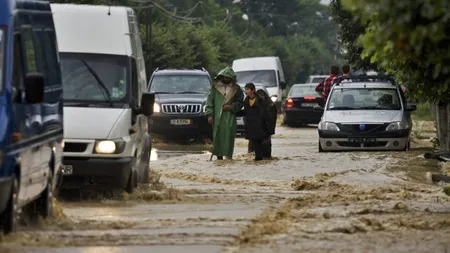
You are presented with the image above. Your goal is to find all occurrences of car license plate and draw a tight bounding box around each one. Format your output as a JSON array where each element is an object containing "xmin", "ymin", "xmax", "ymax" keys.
[
  {"xmin": 348, "ymin": 137, "xmax": 377, "ymax": 144},
  {"xmin": 170, "ymin": 119, "xmax": 192, "ymax": 125},
  {"xmin": 62, "ymin": 165, "xmax": 73, "ymax": 175},
  {"xmin": 302, "ymin": 103, "xmax": 318, "ymax": 107}
]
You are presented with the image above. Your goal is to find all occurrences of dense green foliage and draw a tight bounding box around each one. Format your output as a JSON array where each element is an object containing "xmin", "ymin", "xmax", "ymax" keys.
[
  {"xmin": 51, "ymin": 0, "xmax": 342, "ymax": 84},
  {"xmin": 332, "ymin": 0, "xmax": 450, "ymax": 102}
]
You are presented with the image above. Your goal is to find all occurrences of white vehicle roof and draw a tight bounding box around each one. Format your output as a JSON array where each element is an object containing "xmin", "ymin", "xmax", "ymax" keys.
[
  {"xmin": 51, "ymin": 4, "xmax": 133, "ymax": 56},
  {"xmin": 232, "ymin": 57, "xmax": 280, "ymax": 71},
  {"xmin": 308, "ymin": 75, "xmax": 328, "ymax": 78}
]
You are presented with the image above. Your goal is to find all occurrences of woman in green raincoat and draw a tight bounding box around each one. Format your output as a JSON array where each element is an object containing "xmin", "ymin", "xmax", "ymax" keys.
[{"xmin": 205, "ymin": 66, "xmax": 244, "ymax": 160}]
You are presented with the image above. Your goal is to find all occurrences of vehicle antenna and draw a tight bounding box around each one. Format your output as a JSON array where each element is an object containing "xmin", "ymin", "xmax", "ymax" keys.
[{"xmin": 108, "ymin": 5, "xmax": 111, "ymax": 15}]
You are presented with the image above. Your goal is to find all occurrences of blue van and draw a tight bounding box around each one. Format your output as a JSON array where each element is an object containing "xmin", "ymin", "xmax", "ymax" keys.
[{"xmin": 0, "ymin": 0, "xmax": 64, "ymax": 234}]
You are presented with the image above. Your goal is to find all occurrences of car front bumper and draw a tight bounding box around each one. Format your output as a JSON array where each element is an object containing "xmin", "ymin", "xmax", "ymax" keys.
[
  {"xmin": 318, "ymin": 129, "xmax": 410, "ymax": 151},
  {"xmin": 236, "ymin": 117, "xmax": 245, "ymax": 134},
  {"xmin": 149, "ymin": 113, "xmax": 211, "ymax": 136},
  {"xmin": 61, "ymin": 157, "xmax": 133, "ymax": 189}
]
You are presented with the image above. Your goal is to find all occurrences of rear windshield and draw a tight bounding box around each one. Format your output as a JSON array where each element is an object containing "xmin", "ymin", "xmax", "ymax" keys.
[
  {"xmin": 312, "ymin": 77, "xmax": 326, "ymax": 83},
  {"xmin": 149, "ymin": 75, "xmax": 211, "ymax": 94},
  {"xmin": 327, "ymin": 87, "xmax": 401, "ymax": 110},
  {"xmin": 0, "ymin": 28, "xmax": 4, "ymax": 93},
  {"xmin": 289, "ymin": 86, "xmax": 317, "ymax": 97}
]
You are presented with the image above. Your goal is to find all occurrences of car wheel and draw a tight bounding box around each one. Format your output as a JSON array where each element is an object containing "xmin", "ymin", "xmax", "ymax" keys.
[
  {"xmin": 125, "ymin": 169, "xmax": 136, "ymax": 194},
  {"xmin": 35, "ymin": 171, "xmax": 54, "ymax": 219},
  {"xmin": 1, "ymin": 178, "xmax": 19, "ymax": 234},
  {"xmin": 403, "ymin": 140, "xmax": 411, "ymax": 151}
]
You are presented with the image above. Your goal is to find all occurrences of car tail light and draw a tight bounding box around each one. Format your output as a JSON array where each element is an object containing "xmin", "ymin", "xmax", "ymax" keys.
[
  {"xmin": 286, "ymin": 98, "xmax": 294, "ymax": 108},
  {"xmin": 303, "ymin": 96, "xmax": 316, "ymax": 100}
]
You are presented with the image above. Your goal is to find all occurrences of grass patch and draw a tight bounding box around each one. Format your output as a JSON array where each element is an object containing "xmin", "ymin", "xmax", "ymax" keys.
[{"xmin": 412, "ymin": 103, "xmax": 433, "ymax": 121}]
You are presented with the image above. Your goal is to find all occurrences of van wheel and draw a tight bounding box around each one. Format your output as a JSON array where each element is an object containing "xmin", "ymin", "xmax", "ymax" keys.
[
  {"xmin": 1, "ymin": 178, "xmax": 19, "ymax": 234},
  {"xmin": 142, "ymin": 155, "xmax": 150, "ymax": 185},
  {"xmin": 35, "ymin": 172, "xmax": 54, "ymax": 219},
  {"xmin": 125, "ymin": 170, "xmax": 136, "ymax": 194}
]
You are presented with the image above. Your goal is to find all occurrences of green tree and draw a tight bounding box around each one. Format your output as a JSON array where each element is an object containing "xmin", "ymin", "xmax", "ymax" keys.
[{"xmin": 341, "ymin": 0, "xmax": 450, "ymax": 101}]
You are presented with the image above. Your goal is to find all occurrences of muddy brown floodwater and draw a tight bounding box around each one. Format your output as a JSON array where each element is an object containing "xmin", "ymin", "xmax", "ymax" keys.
[{"xmin": 1, "ymin": 121, "xmax": 450, "ymax": 253}]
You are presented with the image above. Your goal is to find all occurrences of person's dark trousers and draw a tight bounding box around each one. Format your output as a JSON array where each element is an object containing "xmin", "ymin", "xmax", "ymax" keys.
[
  {"xmin": 262, "ymin": 137, "xmax": 272, "ymax": 158},
  {"xmin": 251, "ymin": 139, "xmax": 264, "ymax": 161}
]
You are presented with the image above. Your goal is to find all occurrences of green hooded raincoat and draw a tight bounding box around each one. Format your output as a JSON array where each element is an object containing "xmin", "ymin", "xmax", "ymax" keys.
[{"xmin": 205, "ymin": 67, "xmax": 244, "ymax": 157}]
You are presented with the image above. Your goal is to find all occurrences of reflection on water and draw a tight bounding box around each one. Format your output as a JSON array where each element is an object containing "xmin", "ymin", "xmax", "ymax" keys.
[{"xmin": 151, "ymin": 148, "xmax": 209, "ymax": 161}]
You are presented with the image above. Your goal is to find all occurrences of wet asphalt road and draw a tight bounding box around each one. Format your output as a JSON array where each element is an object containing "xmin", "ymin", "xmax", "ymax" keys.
[{"xmin": 1, "ymin": 123, "xmax": 450, "ymax": 253}]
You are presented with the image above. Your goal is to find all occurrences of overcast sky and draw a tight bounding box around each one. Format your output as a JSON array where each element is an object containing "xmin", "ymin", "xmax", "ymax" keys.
[{"xmin": 320, "ymin": 0, "xmax": 330, "ymax": 4}]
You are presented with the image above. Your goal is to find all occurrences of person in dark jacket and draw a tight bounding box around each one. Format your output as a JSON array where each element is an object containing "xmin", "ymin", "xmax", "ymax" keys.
[
  {"xmin": 241, "ymin": 83, "xmax": 270, "ymax": 161},
  {"xmin": 256, "ymin": 89, "xmax": 277, "ymax": 158}
]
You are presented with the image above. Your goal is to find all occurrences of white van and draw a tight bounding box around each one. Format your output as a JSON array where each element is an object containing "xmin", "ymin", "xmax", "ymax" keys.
[
  {"xmin": 232, "ymin": 57, "xmax": 287, "ymax": 103},
  {"xmin": 51, "ymin": 4, "xmax": 154, "ymax": 193}
]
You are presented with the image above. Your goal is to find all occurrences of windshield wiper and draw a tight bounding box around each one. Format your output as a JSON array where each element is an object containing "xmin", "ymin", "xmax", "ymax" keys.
[
  {"xmin": 176, "ymin": 91, "xmax": 205, "ymax": 94},
  {"xmin": 152, "ymin": 91, "xmax": 173, "ymax": 94},
  {"xmin": 80, "ymin": 59, "xmax": 113, "ymax": 107},
  {"xmin": 329, "ymin": 106, "xmax": 356, "ymax": 110}
]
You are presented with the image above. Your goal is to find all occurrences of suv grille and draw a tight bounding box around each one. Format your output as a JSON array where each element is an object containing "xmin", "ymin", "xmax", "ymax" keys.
[{"xmin": 162, "ymin": 104, "xmax": 202, "ymax": 114}]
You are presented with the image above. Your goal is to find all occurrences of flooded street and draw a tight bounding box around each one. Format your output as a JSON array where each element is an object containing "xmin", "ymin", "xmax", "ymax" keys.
[{"xmin": 1, "ymin": 123, "xmax": 449, "ymax": 253}]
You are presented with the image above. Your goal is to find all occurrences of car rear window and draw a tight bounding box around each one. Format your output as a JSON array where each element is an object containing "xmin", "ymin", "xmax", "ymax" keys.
[
  {"xmin": 289, "ymin": 86, "xmax": 317, "ymax": 97},
  {"xmin": 312, "ymin": 77, "xmax": 326, "ymax": 83}
]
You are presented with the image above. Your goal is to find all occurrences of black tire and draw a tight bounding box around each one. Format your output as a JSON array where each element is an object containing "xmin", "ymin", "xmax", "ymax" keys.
[
  {"xmin": 125, "ymin": 170, "xmax": 136, "ymax": 194},
  {"xmin": 1, "ymin": 178, "xmax": 19, "ymax": 234},
  {"xmin": 142, "ymin": 158, "xmax": 150, "ymax": 184},
  {"xmin": 318, "ymin": 142, "xmax": 324, "ymax": 153},
  {"xmin": 403, "ymin": 140, "xmax": 411, "ymax": 151},
  {"xmin": 35, "ymin": 172, "xmax": 54, "ymax": 219}
]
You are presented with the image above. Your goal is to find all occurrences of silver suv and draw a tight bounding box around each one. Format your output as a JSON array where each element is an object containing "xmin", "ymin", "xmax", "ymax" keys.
[{"xmin": 315, "ymin": 76, "xmax": 417, "ymax": 152}]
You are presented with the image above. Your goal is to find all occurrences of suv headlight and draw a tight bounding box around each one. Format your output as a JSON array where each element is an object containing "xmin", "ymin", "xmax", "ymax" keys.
[
  {"xmin": 271, "ymin": 96, "xmax": 277, "ymax": 102},
  {"xmin": 153, "ymin": 103, "xmax": 161, "ymax": 113},
  {"xmin": 386, "ymin": 121, "xmax": 406, "ymax": 131},
  {"xmin": 94, "ymin": 139, "xmax": 126, "ymax": 154},
  {"xmin": 319, "ymin": 122, "xmax": 340, "ymax": 131},
  {"xmin": 203, "ymin": 105, "xmax": 207, "ymax": 113}
]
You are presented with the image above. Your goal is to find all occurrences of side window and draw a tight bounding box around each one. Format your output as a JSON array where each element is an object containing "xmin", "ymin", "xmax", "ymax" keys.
[
  {"xmin": 21, "ymin": 28, "xmax": 38, "ymax": 73},
  {"xmin": 12, "ymin": 33, "xmax": 24, "ymax": 103},
  {"xmin": 131, "ymin": 59, "xmax": 139, "ymax": 107}
]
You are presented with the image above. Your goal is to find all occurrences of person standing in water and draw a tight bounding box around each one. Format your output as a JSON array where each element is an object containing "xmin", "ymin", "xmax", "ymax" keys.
[{"xmin": 205, "ymin": 66, "xmax": 244, "ymax": 160}]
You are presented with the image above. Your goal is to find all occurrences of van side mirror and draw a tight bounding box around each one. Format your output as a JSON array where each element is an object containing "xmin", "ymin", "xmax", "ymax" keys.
[
  {"xmin": 405, "ymin": 104, "xmax": 417, "ymax": 112},
  {"xmin": 24, "ymin": 72, "xmax": 45, "ymax": 104},
  {"xmin": 280, "ymin": 81, "xmax": 286, "ymax": 90},
  {"xmin": 139, "ymin": 92, "xmax": 155, "ymax": 116},
  {"xmin": 313, "ymin": 105, "xmax": 324, "ymax": 112}
]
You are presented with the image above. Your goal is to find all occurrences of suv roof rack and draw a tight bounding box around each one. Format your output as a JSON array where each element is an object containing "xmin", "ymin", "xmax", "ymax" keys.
[
  {"xmin": 335, "ymin": 75, "xmax": 397, "ymax": 86},
  {"xmin": 201, "ymin": 67, "xmax": 207, "ymax": 72},
  {"xmin": 154, "ymin": 67, "xmax": 160, "ymax": 72}
]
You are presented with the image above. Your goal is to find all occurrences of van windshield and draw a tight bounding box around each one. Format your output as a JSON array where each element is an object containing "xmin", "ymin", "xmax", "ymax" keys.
[
  {"xmin": 60, "ymin": 53, "xmax": 129, "ymax": 103},
  {"xmin": 0, "ymin": 29, "xmax": 4, "ymax": 93},
  {"xmin": 327, "ymin": 88, "xmax": 401, "ymax": 111},
  {"xmin": 235, "ymin": 70, "xmax": 277, "ymax": 88}
]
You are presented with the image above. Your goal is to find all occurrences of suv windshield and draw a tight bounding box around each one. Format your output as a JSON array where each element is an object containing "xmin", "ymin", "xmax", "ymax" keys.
[
  {"xmin": 327, "ymin": 87, "xmax": 401, "ymax": 111},
  {"xmin": 60, "ymin": 53, "xmax": 129, "ymax": 103},
  {"xmin": 236, "ymin": 70, "xmax": 277, "ymax": 87},
  {"xmin": 290, "ymin": 86, "xmax": 317, "ymax": 97},
  {"xmin": 149, "ymin": 75, "xmax": 211, "ymax": 94},
  {"xmin": 0, "ymin": 28, "xmax": 4, "ymax": 93}
]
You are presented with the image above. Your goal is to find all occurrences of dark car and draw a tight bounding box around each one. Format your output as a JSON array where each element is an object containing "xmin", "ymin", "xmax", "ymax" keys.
[
  {"xmin": 282, "ymin": 83, "xmax": 325, "ymax": 126},
  {"xmin": 147, "ymin": 69, "xmax": 212, "ymax": 138}
]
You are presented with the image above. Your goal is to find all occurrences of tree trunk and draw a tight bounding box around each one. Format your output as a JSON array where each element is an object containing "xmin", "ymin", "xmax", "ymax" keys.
[{"xmin": 436, "ymin": 103, "xmax": 449, "ymax": 150}]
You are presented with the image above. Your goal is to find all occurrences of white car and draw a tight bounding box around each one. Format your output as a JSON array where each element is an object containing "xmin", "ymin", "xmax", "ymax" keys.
[{"xmin": 316, "ymin": 76, "xmax": 416, "ymax": 152}]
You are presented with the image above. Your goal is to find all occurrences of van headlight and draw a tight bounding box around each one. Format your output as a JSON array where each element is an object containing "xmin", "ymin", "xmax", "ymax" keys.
[
  {"xmin": 271, "ymin": 96, "xmax": 277, "ymax": 102},
  {"xmin": 319, "ymin": 122, "xmax": 340, "ymax": 131},
  {"xmin": 94, "ymin": 139, "xmax": 126, "ymax": 154},
  {"xmin": 386, "ymin": 121, "xmax": 406, "ymax": 131},
  {"xmin": 153, "ymin": 103, "xmax": 161, "ymax": 113}
]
